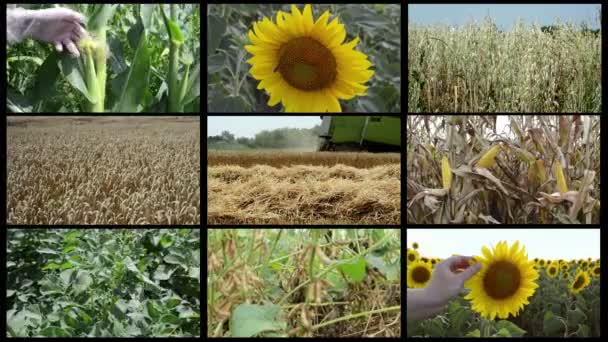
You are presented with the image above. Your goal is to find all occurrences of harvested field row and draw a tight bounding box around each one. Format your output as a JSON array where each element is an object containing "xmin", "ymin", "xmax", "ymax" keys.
[
  {"xmin": 207, "ymin": 150, "xmax": 401, "ymax": 168},
  {"xmin": 207, "ymin": 164, "xmax": 401, "ymax": 224}
]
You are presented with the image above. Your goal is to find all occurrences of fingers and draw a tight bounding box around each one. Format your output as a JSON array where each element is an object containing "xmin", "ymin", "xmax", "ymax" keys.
[
  {"xmin": 63, "ymin": 39, "xmax": 80, "ymax": 58},
  {"xmin": 445, "ymin": 255, "xmax": 475, "ymax": 272},
  {"xmin": 54, "ymin": 42, "xmax": 63, "ymax": 53},
  {"xmin": 457, "ymin": 262, "xmax": 482, "ymax": 282}
]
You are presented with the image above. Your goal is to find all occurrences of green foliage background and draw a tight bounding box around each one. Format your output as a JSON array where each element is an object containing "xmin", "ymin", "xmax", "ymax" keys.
[
  {"xmin": 207, "ymin": 4, "xmax": 401, "ymax": 112},
  {"xmin": 7, "ymin": 229, "xmax": 200, "ymax": 337}
]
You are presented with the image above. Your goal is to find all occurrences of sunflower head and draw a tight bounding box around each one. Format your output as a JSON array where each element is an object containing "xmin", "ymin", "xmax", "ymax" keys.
[
  {"xmin": 591, "ymin": 265, "xmax": 600, "ymax": 277},
  {"xmin": 547, "ymin": 263, "xmax": 559, "ymax": 278},
  {"xmin": 407, "ymin": 261, "xmax": 433, "ymax": 288},
  {"xmin": 413, "ymin": 242, "xmax": 419, "ymax": 249},
  {"xmin": 464, "ymin": 241, "xmax": 539, "ymax": 320},
  {"xmin": 407, "ymin": 249, "xmax": 419, "ymax": 264},
  {"xmin": 245, "ymin": 4, "xmax": 374, "ymax": 112},
  {"xmin": 570, "ymin": 270, "xmax": 591, "ymax": 295}
]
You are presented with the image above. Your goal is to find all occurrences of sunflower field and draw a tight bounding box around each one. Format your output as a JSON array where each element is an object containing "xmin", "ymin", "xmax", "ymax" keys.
[
  {"xmin": 207, "ymin": 4, "xmax": 401, "ymax": 113},
  {"xmin": 406, "ymin": 242, "xmax": 600, "ymax": 337}
]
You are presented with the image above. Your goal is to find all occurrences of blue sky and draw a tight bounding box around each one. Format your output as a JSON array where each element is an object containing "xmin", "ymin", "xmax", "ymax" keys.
[
  {"xmin": 208, "ymin": 116, "xmax": 320, "ymax": 138},
  {"xmin": 407, "ymin": 229, "xmax": 600, "ymax": 259},
  {"xmin": 408, "ymin": 4, "xmax": 601, "ymax": 30}
]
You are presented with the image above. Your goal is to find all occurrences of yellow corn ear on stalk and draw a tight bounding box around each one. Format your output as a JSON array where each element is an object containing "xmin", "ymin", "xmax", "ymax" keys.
[
  {"xmin": 536, "ymin": 160, "xmax": 547, "ymax": 184},
  {"xmin": 441, "ymin": 156, "xmax": 452, "ymax": 189},
  {"xmin": 79, "ymin": 36, "xmax": 105, "ymax": 111},
  {"xmin": 475, "ymin": 145, "xmax": 501, "ymax": 168},
  {"xmin": 82, "ymin": 44, "xmax": 100, "ymax": 105},
  {"xmin": 554, "ymin": 160, "xmax": 568, "ymax": 193}
]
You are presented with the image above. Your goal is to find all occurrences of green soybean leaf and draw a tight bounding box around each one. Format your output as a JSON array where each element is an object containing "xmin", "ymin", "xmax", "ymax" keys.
[{"xmin": 73, "ymin": 271, "xmax": 93, "ymax": 295}]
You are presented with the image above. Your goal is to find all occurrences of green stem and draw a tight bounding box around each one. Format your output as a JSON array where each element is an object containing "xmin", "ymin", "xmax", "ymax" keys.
[
  {"xmin": 168, "ymin": 4, "xmax": 180, "ymax": 112},
  {"xmin": 84, "ymin": 46, "xmax": 101, "ymax": 112}
]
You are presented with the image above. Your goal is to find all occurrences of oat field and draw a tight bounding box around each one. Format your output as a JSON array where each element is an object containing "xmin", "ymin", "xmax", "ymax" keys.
[
  {"xmin": 408, "ymin": 18, "xmax": 601, "ymax": 113},
  {"xmin": 207, "ymin": 151, "xmax": 401, "ymax": 224},
  {"xmin": 7, "ymin": 117, "xmax": 200, "ymax": 224}
]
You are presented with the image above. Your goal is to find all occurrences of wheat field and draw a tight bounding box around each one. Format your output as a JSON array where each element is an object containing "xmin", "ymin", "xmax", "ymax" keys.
[
  {"xmin": 207, "ymin": 151, "xmax": 401, "ymax": 224},
  {"xmin": 8, "ymin": 117, "xmax": 200, "ymax": 224}
]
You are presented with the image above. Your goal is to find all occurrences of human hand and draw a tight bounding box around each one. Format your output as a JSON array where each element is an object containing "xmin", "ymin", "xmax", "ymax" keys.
[
  {"xmin": 23, "ymin": 8, "xmax": 87, "ymax": 57},
  {"xmin": 424, "ymin": 256, "xmax": 482, "ymax": 306}
]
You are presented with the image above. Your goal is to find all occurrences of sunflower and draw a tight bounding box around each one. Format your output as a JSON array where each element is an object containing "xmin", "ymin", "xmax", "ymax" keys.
[
  {"xmin": 430, "ymin": 259, "xmax": 437, "ymax": 266},
  {"xmin": 421, "ymin": 257, "xmax": 429, "ymax": 264},
  {"xmin": 570, "ymin": 270, "xmax": 591, "ymax": 295},
  {"xmin": 590, "ymin": 265, "xmax": 600, "ymax": 278},
  {"xmin": 406, "ymin": 248, "xmax": 419, "ymax": 264},
  {"xmin": 413, "ymin": 242, "xmax": 419, "ymax": 249},
  {"xmin": 464, "ymin": 241, "xmax": 539, "ymax": 320},
  {"xmin": 538, "ymin": 259, "xmax": 546, "ymax": 267},
  {"xmin": 546, "ymin": 262, "xmax": 559, "ymax": 278},
  {"xmin": 245, "ymin": 4, "xmax": 374, "ymax": 112},
  {"xmin": 561, "ymin": 263, "xmax": 569, "ymax": 271},
  {"xmin": 581, "ymin": 260, "xmax": 589, "ymax": 269},
  {"xmin": 407, "ymin": 261, "xmax": 433, "ymax": 288}
]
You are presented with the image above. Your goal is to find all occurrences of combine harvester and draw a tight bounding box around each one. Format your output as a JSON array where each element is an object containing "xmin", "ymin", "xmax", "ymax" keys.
[{"xmin": 318, "ymin": 116, "xmax": 401, "ymax": 152}]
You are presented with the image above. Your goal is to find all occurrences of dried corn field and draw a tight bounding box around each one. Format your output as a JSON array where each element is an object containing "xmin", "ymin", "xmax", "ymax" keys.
[
  {"xmin": 408, "ymin": 18, "xmax": 601, "ymax": 113},
  {"xmin": 208, "ymin": 151, "xmax": 401, "ymax": 224},
  {"xmin": 8, "ymin": 117, "xmax": 200, "ymax": 224},
  {"xmin": 406, "ymin": 115, "xmax": 600, "ymax": 224}
]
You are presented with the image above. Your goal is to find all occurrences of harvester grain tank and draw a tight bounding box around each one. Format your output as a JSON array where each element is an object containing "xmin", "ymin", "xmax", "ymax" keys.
[{"xmin": 319, "ymin": 116, "xmax": 401, "ymax": 152}]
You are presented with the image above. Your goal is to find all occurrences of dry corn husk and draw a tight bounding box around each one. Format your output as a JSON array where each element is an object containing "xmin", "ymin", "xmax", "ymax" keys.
[
  {"xmin": 554, "ymin": 160, "xmax": 568, "ymax": 193},
  {"xmin": 441, "ymin": 156, "xmax": 452, "ymax": 189}
]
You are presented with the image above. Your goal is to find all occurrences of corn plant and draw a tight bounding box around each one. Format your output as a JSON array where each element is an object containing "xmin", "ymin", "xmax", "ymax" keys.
[
  {"xmin": 408, "ymin": 17, "xmax": 601, "ymax": 113},
  {"xmin": 6, "ymin": 4, "xmax": 200, "ymax": 113}
]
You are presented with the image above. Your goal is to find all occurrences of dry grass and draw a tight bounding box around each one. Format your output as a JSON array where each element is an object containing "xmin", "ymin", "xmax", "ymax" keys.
[
  {"xmin": 408, "ymin": 18, "xmax": 601, "ymax": 113},
  {"xmin": 207, "ymin": 151, "xmax": 401, "ymax": 224},
  {"xmin": 208, "ymin": 150, "xmax": 401, "ymax": 168},
  {"xmin": 8, "ymin": 117, "xmax": 200, "ymax": 224}
]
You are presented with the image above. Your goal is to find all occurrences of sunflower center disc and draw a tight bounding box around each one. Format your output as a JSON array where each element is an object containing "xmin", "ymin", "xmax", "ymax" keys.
[
  {"xmin": 483, "ymin": 261, "xmax": 521, "ymax": 300},
  {"xmin": 408, "ymin": 254, "xmax": 416, "ymax": 262},
  {"xmin": 412, "ymin": 267, "xmax": 430, "ymax": 283},
  {"xmin": 277, "ymin": 37, "xmax": 337, "ymax": 91},
  {"xmin": 573, "ymin": 276, "xmax": 584, "ymax": 289}
]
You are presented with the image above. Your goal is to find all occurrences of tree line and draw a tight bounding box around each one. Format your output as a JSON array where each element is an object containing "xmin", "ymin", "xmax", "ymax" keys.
[{"xmin": 208, "ymin": 125, "xmax": 322, "ymax": 150}]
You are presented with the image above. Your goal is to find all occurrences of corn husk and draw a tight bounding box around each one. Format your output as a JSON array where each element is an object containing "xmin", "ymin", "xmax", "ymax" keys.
[
  {"xmin": 554, "ymin": 160, "xmax": 569, "ymax": 193},
  {"xmin": 441, "ymin": 156, "xmax": 452, "ymax": 189},
  {"xmin": 475, "ymin": 145, "xmax": 500, "ymax": 168}
]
